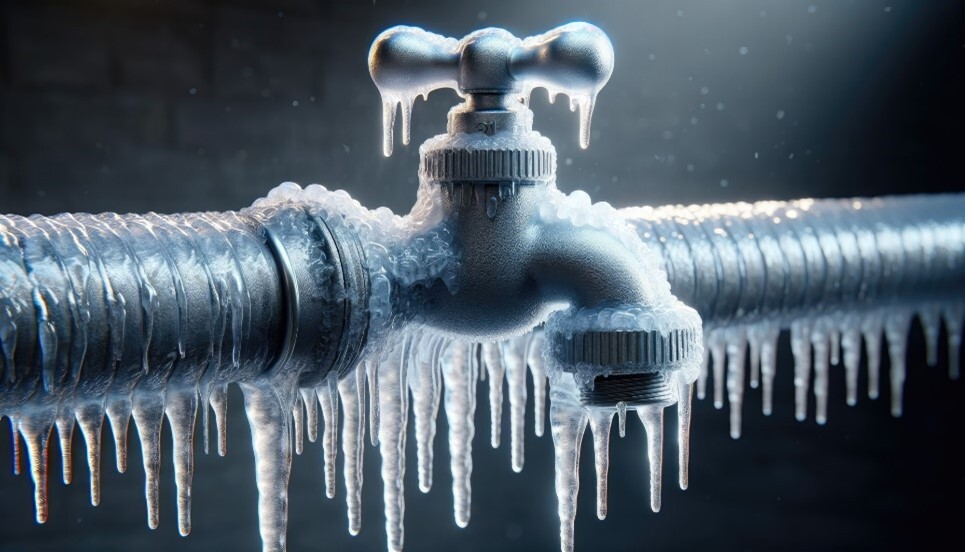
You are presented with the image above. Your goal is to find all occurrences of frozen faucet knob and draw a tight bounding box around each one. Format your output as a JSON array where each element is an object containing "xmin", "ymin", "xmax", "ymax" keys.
[{"xmin": 369, "ymin": 22, "xmax": 615, "ymax": 155}]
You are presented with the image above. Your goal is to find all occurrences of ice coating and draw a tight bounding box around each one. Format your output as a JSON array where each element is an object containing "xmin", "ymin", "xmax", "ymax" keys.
[
  {"xmin": 252, "ymin": 180, "xmax": 460, "ymax": 340},
  {"xmin": 515, "ymin": 22, "xmax": 615, "ymax": 149},
  {"xmin": 368, "ymin": 26, "xmax": 460, "ymax": 157},
  {"xmin": 625, "ymin": 196, "xmax": 964, "ymax": 436},
  {"xmin": 370, "ymin": 23, "xmax": 613, "ymax": 154}
]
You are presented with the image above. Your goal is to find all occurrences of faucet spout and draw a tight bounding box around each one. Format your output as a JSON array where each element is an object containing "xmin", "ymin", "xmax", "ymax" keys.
[{"xmin": 529, "ymin": 221, "xmax": 654, "ymax": 310}]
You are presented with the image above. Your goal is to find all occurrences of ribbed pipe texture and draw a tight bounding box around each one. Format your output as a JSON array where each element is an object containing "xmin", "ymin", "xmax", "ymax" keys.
[
  {"xmin": 622, "ymin": 195, "xmax": 965, "ymax": 325},
  {"xmin": 0, "ymin": 205, "xmax": 368, "ymax": 411}
]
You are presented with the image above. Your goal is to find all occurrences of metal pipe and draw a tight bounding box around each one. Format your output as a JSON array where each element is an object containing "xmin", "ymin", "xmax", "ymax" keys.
[
  {"xmin": 623, "ymin": 195, "xmax": 965, "ymax": 326},
  {"xmin": 0, "ymin": 204, "xmax": 371, "ymax": 412}
]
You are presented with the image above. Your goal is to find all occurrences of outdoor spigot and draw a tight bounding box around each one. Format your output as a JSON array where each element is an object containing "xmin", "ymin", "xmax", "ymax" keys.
[{"xmin": 368, "ymin": 23, "xmax": 701, "ymax": 412}]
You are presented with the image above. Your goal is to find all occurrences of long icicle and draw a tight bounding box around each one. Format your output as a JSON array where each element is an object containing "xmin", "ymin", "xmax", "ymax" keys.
[
  {"xmin": 166, "ymin": 389, "xmax": 199, "ymax": 537},
  {"xmin": 482, "ymin": 342, "xmax": 505, "ymax": 449},
  {"xmin": 503, "ymin": 337, "xmax": 529, "ymax": 473},
  {"xmin": 75, "ymin": 402, "xmax": 105, "ymax": 506},
  {"xmin": 105, "ymin": 397, "xmax": 132, "ymax": 473},
  {"xmin": 241, "ymin": 378, "xmax": 294, "ymax": 552},
  {"xmin": 20, "ymin": 410, "xmax": 55, "ymax": 523},
  {"xmin": 442, "ymin": 341, "xmax": 476, "ymax": 528},
  {"xmin": 587, "ymin": 408, "xmax": 613, "ymax": 520},
  {"xmin": 527, "ymin": 334, "xmax": 547, "ymax": 438},
  {"xmin": 301, "ymin": 388, "xmax": 318, "ymax": 444},
  {"xmin": 410, "ymin": 334, "xmax": 443, "ymax": 492},
  {"xmin": 677, "ymin": 377, "xmax": 693, "ymax": 490},
  {"xmin": 550, "ymin": 380, "xmax": 588, "ymax": 552},
  {"xmin": 55, "ymin": 405, "xmax": 75, "ymax": 485},
  {"xmin": 132, "ymin": 392, "xmax": 165, "ymax": 529},
  {"xmin": 377, "ymin": 337, "xmax": 410, "ymax": 552},
  {"xmin": 209, "ymin": 384, "xmax": 229, "ymax": 457},
  {"xmin": 318, "ymin": 373, "xmax": 339, "ymax": 499},
  {"xmin": 725, "ymin": 329, "xmax": 747, "ymax": 438},
  {"xmin": 638, "ymin": 405, "xmax": 665, "ymax": 513},
  {"xmin": 338, "ymin": 364, "xmax": 366, "ymax": 535}
]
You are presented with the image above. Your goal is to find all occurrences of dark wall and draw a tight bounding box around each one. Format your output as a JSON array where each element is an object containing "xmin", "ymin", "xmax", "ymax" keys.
[{"xmin": 0, "ymin": 1, "xmax": 963, "ymax": 551}]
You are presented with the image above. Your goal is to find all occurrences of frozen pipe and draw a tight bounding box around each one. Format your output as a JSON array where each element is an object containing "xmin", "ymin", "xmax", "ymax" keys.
[
  {"xmin": 623, "ymin": 194, "xmax": 964, "ymax": 431},
  {"xmin": 623, "ymin": 195, "xmax": 964, "ymax": 325},
  {"xmin": 0, "ymin": 204, "xmax": 370, "ymax": 544}
]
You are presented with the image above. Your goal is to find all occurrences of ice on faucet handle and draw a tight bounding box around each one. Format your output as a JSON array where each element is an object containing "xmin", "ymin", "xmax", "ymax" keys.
[
  {"xmin": 511, "ymin": 23, "xmax": 615, "ymax": 149},
  {"xmin": 368, "ymin": 23, "xmax": 615, "ymax": 155},
  {"xmin": 368, "ymin": 26, "xmax": 461, "ymax": 157}
]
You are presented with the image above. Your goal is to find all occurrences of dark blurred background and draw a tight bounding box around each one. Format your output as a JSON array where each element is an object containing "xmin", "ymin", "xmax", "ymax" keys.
[{"xmin": 0, "ymin": 0, "xmax": 963, "ymax": 550}]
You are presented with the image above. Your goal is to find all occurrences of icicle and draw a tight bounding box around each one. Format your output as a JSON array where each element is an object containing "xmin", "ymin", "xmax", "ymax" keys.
[
  {"xmin": 576, "ymin": 93, "xmax": 597, "ymax": 149},
  {"xmin": 811, "ymin": 331, "xmax": 830, "ymax": 425},
  {"xmin": 748, "ymin": 334, "xmax": 761, "ymax": 390},
  {"xmin": 725, "ymin": 329, "xmax": 746, "ymax": 439},
  {"xmin": 885, "ymin": 312, "xmax": 911, "ymax": 417},
  {"xmin": 482, "ymin": 342, "xmax": 505, "ymax": 449},
  {"xmin": 527, "ymin": 334, "xmax": 547, "ymax": 438},
  {"xmin": 409, "ymin": 335, "xmax": 443, "ymax": 492},
  {"xmin": 209, "ymin": 384, "xmax": 228, "ymax": 457},
  {"xmin": 367, "ymin": 358, "xmax": 381, "ymax": 446},
  {"xmin": 318, "ymin": 374, "xmax": 340, "ymax": 499},
  {"xmin": 549, "ymin": 379, "xmax": 588, "ymax": 552},
  {"xmin": 300, "ymin": 388, "xmax": 318, "ymax": 443},
  {"xmin": 338, "ymin": 366, "xmax": 366, "ymax": 536},
  {"xmin": 710, "ymin": 335, "xmax": 726, "ymax": 410},
  {"xmin": 381, "ymin": 100, "xmax": 397, "ymax": 156},
  {"xmin": 503, "ymin": 337, "xmax": 529, "ymax": 472},
  {"xmin": 442, "ymin": 341, "xmax": 477, "ymax": 528},
  {"xmin": 841, "ymin": 327, "xmax": 862, "ymax": 406},
  {"xmin": 55, "ymin": 406, "xmax": 75, "ymax": 485},
  {"xmin": 292, "ymin": 394, "xmax": 304, "ymax": 456},
  {"xmin": 200, "ymin": 384, "xmax": 211, "ymax": 455},
  {"xmin": 105, "ymin": 398, "xmax": 132, "ymax": 473},
  {"xmin": 862, "ymin": 316, "xmax": 883, "ymax": 399},
  {"xmin": 697, "ymin": 339, "xmax": 709, "ymax": 400},
  {"xmin": 240, "ymin": 379, "xmax": 294, "ymax": 552},
  {"xmin": 829, "ymin": 329, "xmax": 841, "ymax": 366},
  {"xmin": 616, "ymin": 402, "xmax": 627, "ymax": 438},
  {"xmin": 587, "ymin": 408, "xmax": 613, "ymax": 520},
  {"xmin": 377, "ymin": 338, "xmax": 410, "ymax": 552},
  {"xmin": 791, "ymin": 321, "xmax": 812, "ymax": 421},
  {"xmin": 132, "ymin": 392, "xmax": 165, "ymax": 529},
  {"xmin": 75, "ymin": 402, "xmax": 104, "ymax": 506},
  {"xmin": 638, "ymin": 405, "xmax": 665, "ymax": 513},
  {"xmin": 756, "ymin": 324, "xmax": 779, "ymax": 416},
  {"xmin": 677, "ymin": 378, "xmax": 693, "ymax": 490},
  {"xmin": 20, "ymin": 410, "xmax": 55, "ymax": 523},
  {"xmin": 919, "ymin": 307, "xmax": 941, "ymax": 367},
  {"xmin": 9, "ymin": 415, "xmax": 21, "ymax": 475},
  {"xmin": 166, "ymin": 389, "xmax": 199, "ymax": 537},
  {"xmin": 944, "ymin": 304, "xmax": 963, "ymax": 379},
  {"xmin": 400, "ymin": 96, "xmax": 414, "ymax": 147}
]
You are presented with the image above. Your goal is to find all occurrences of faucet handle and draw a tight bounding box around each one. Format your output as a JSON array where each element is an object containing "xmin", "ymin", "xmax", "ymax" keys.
[
  {"xmin": 369, "ymin": 23, "xmax": 614, "ymax": 156},
  {"xmin": 510, "ymin": 23, "xmax": 615, "ymax": 149}
]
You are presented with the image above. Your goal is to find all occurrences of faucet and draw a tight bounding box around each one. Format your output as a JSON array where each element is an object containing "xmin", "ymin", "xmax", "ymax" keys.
[
  {"xmin": 0, "ymin": 22, "xmax": 962, "ymax": 552},
  {"xmin": 368, "ymin": 22, "xmax": 702, "ymax": 394}
]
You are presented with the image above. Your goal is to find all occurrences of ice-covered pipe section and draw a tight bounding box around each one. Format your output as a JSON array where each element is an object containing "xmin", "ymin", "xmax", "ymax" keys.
[
  {"xmin": 623, "ymin": 195, "xmax": 965, "ymax": 433},
  {"xmin": 0, "ymin": 202, "xmax": 371, "ymax": 549}
]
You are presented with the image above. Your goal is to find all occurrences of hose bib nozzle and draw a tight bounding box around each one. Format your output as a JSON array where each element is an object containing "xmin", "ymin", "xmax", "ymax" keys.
[{"xmin": 548, "ymin": 318, "xmax": 704, "ymax": 408}]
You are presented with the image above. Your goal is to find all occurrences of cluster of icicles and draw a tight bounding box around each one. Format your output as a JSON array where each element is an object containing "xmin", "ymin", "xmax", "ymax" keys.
[
  {"xmin": 6, "ymin": 301, "xmax": 963, "ymax": 551},
  {"xmin": 371, "ymin": 23, "xmax": 610, "ymax": 156},
  {"xmin": 3, "ymin": 322, "xmax": 690, "ymax": 552},
  {"xmin": 700, "ymin": 301, "xmax": 963, "ymax": 439}
]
